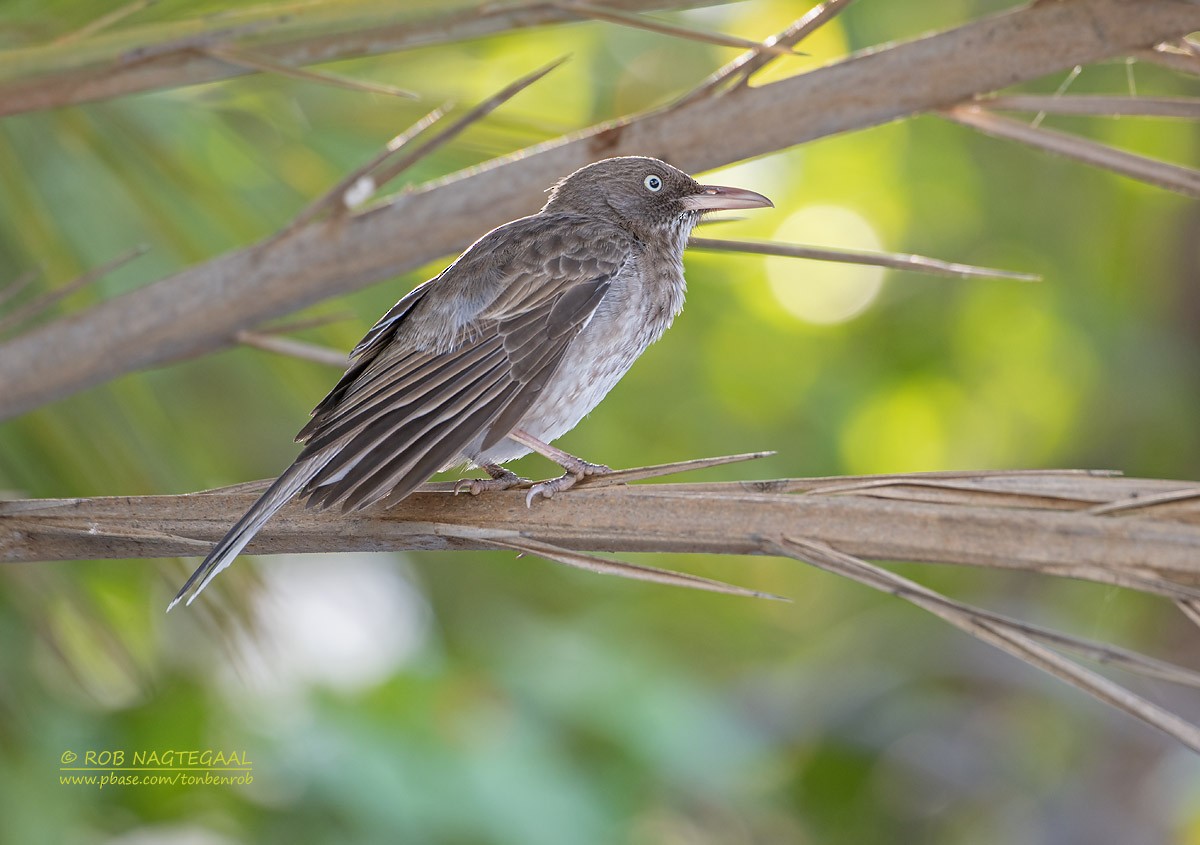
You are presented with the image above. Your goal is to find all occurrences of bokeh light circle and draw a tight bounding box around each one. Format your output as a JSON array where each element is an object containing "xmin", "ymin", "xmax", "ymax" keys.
[{"xmin": 765, "ymin": 205, "xmax": 885, "ymax": 324}]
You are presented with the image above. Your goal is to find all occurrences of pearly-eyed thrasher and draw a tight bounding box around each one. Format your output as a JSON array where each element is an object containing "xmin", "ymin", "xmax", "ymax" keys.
[{"xmin": 170, "ymin": 156, "xmax": 772, "ymax": 609}]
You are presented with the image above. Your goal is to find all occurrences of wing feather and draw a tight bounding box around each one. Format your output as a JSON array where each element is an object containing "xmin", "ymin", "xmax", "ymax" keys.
[
  {"xmin": 304, "ymin": 348, "xmax": 510, "ymax": 502},
  {"xmin": 302, "ymin": 341, "xmax": 506, "ymax": 453},
  {"xmin": 337, "ymin": 378, "xmax": 516, "ymax": 511},
  {"xmin": 297, "ymin": 282, "xmax": 435, "ymax": 442},
  {"xmin": 174, "ymin": 214, "xmax": 635, "ymax": 609},
  {"xmin": 289, "ymin": 215, "xmax": 631, "ymax": 514},
  {"xmin": 480, "ymin": 276, "xmax": 611, "ymax": 449}
]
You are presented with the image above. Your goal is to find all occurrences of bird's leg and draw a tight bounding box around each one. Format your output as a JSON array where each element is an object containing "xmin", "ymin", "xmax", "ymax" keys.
[
  {"xmin": 508, "ymin": 428, "xmax": 612, "ymax": 507},
  {"xmin": 453, "ymin": 463, "xmax": 529, "ymax": 496}
]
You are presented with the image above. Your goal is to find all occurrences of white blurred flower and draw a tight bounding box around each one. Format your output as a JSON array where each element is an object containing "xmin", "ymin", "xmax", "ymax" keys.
[{"xmin": 223, "ymin": 553, "xmax": 431, "ymax": 701}]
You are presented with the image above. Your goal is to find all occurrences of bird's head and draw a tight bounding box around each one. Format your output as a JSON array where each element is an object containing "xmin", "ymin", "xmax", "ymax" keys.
[{"xmin": 543, "ymin": 156, "xmax": 772, "ymax": 240}]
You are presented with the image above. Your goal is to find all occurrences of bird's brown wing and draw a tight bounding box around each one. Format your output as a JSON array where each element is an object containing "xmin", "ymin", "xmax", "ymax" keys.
[{"xmin": 291, "ymin": 216, "xmax": 632, "ymax": 512}]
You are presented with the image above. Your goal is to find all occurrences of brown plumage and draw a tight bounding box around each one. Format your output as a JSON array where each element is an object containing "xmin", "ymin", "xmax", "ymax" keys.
[{"xmin": 169, "ymin": 156, "xmax": 772, "ymax": 609}]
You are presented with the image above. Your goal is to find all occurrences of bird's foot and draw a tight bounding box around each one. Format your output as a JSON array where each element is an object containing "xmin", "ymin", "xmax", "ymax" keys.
[
  {"xmin": 525, "ymin": 472, "xmax": 578, "ymax": 507},
  {"xmin": 524, "ymin": 461, "xmax": 612, "ymax": 507},
  {"xmin": 558, "ymin": 456, "xmax": 612, "ymax": 479},
  {"xmin": 453, "ymin": 466, "xmax": 528, "ymax": 496},
  {"xmin": 504, "ymin": 429, "xmax": 612, "ymax": 506}
]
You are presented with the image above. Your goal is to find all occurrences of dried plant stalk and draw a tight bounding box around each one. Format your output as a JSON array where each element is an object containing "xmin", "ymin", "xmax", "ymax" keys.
[
  {"xmin": 0, "ymin": 0, "xmax": 719, "ymax": 117},
  {"xmin": 943, "ymin": 106, "xmax": 1200, "ymax": 198},
  {"xmin": 4, "ymin": 467, "xmax": 1200, "ymax": 748},
  {"xmin": 3, "ymin": 0, "xmax": 1197, "ymax": 420},
  {"xmin": 0, "ymin": 246, "xmax": 147, "ymax": 336},
  {"xmin": 977, "ymin": 94, "xmax": 1200, "ymax": 119},
  {"xmin": 774, "ymin": 537, "xmax": 1200, "ymax": 753},
  {"xmin": 688, "ymin": 237, "xmax": 1039, "ymax": 281},
  {"xmin": 4, "ymin": 470, "xmax": 1199, "ymax": 591},
  {"xmin": 553, "ymin": 1, "xmax": 800, "ymax": 56}
]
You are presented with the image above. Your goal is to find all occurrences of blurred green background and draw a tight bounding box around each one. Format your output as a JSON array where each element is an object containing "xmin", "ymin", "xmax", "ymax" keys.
[{"xmin": 2, "ymin": 0, "xmax": 1199, "ymax": 842}]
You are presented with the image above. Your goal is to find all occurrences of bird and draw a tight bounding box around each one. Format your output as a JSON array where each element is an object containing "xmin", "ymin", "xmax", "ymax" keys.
[{"xmin": 169, "ymin": 155, "xmax": 772, "ymax": 610}]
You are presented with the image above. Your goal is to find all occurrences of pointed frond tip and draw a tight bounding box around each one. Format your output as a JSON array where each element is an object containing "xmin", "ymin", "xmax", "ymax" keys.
[
  {"xmin": 773, "ymin": 536, "xmax": 1200, "ymax": 754},
  {"xmin": 488, "ymin": 537, "xmax": 787, "ymax": 601},
  {"xmin": 0, "ymin": 245, "xmax": 148, "ymax": 336},
  {"xmin": 689, "ymin": 237, "xmax": 1040, "ymax": 282},
  {"xmin": 942, "ymin": 105, "xmax": 1200, "ymax": 199},
  {"xmin": 578, "ymin": 450, "xmax": 776, "ymax": 487},
  {"xmin": 556, "ymin": 1, "xmax": 803, "ymax": 57}
]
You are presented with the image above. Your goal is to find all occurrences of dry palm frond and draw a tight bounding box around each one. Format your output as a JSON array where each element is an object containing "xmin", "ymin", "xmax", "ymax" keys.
[
  {"xmin": 4, "ymin": 465, "xmax": 1200, "ymax": 748},
  {"xmin": 977, "ymin": 93, "xmax": 1200, "ymax": 119},
  {"xmin": 676, "ymin": 0, "xmax": 856, "ymax": 106},
  {"xmin": 0, "ymin": 246, "xmax": 147, "ymax": 336},
  {"xmin": 205, "ymin": 45, "xmax": 417, "ymax": 99},
  {"xmin": 554, "ymin": 1, "xmax": 801, "ymax": 56},
  {"xmin": 943, "ymin": 105, "xmax": 1200, "ymax": 198},
  {"xmin": 689, "ymin": 237, "xmax": 1039, "ymax": 282}
]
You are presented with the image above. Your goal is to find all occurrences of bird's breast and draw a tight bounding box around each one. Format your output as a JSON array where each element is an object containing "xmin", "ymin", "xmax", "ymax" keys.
[{"xmin": 513, "ymin": 252, "xmax": 687, "ymax": 447}]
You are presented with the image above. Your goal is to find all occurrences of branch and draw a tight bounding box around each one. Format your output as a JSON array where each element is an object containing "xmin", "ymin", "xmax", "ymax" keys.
[
  {"xmin": 51, "ymin": 1, "xmax": 160, "ymax": 46},
  {"xmin": 551, "ymin": 1, "xmax": 801, "ymax": 55},
  {"xmin": 0, "ymin": 245, "xmax": 147, "ymax": 336},
  {"xmin": 234, "ymin": 331, "xmax": 349, "ymax": 367},
  {"xmin": 0, "ymin": 0, "xmax": 723, "ymax": 117},
  {"xmin": 6, "ymin": 465, "xmax": 1200, "ymax": 748},
  {"xmin": 675, "ymin": 0, "xmax": 855, "ymax": 106},
  {"xmin": 203, "ymin": 45, "xmax": 418, "ymax": 99},
  {"xmin": 976, "ymin": 93, "xmax": 1200, "ymax": 119},
  {"xmin": 943, "ymin": 105, "xmax": 1200, "ymax": 198},
  {"xmin": 0, "ymin": 270, "xmax": 38, "ymax": 310},
  {"xmin": 4, "ymin": 471, "xmax": 1199, "ymax": 593},
  {"xmin": 1, "ymin": 0, "xmax": 1195, "ymax": 420},
  {"xmin": 774, "ymin": 537, "xmax": 1200, "ymax": 753},
  {"xmin": 688, "ymin": 237, "xmax": 1040, "ymax": 282}
]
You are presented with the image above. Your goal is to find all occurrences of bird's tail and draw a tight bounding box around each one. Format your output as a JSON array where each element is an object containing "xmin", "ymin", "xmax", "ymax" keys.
[{"xmin": 167, "ymin": 450, "xmax": 333, "ymax": 611}]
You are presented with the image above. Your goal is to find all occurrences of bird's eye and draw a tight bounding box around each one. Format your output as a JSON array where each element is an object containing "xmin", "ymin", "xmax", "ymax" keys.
[{"xmin": 644, "ymin": 174, "xmax": 663, "ymax": 192}]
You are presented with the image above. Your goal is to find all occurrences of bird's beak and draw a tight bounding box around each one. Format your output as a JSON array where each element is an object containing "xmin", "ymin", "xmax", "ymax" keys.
[{"xmin": 681, "ymin": 184, "xmax": 774, "ymax": 212}]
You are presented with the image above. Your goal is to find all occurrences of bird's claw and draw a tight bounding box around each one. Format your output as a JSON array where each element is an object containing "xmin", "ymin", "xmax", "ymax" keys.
[
  {"xmin": 524, "ymin": 462, "xmax": 613, "ymax": 507},
  {"xmin": 560, "ymin": 458, "xmax": 611, "ymax": 478},
  {"xmin": 525, "ymin": 475, "xmax": 574, "ymax": 507},
  {"xmin": 453, "ymin": 469, "xmax": 527, "ymax": 496},
  {"xmin": 452, "ymin": 478, "xmax": 485, "ymax": 496}
]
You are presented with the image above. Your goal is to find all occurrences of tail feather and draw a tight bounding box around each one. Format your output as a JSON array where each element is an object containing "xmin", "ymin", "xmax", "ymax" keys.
[{"xmin": 167, "ymin": 451, "xmax": 333, "ymax": 611}]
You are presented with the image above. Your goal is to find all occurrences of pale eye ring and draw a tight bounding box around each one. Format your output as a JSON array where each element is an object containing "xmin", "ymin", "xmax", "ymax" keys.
[{"xmin": 644, "ymin": 174, "xmax": 663, "ymax": 192}]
